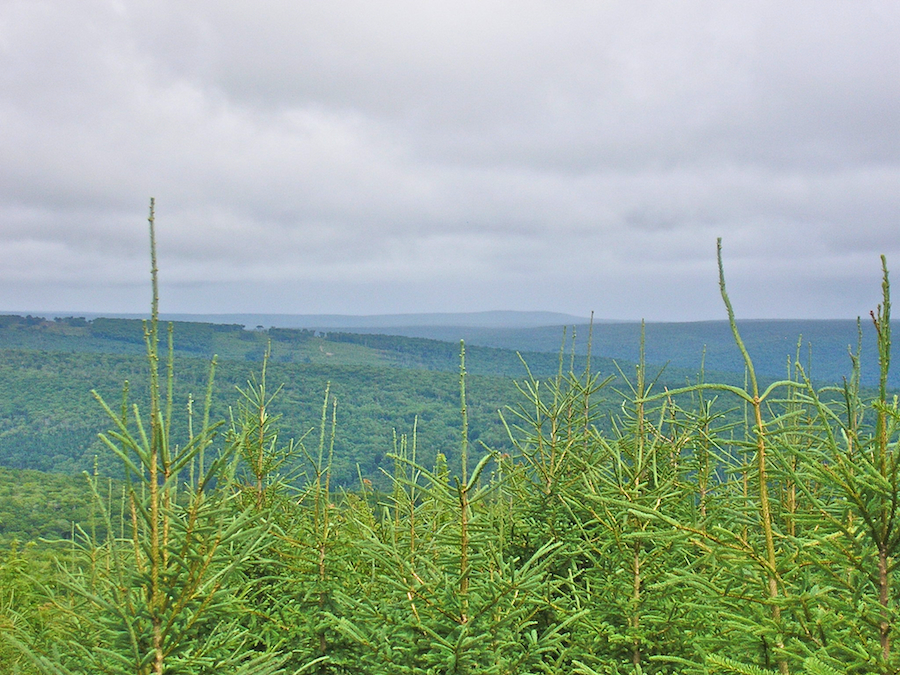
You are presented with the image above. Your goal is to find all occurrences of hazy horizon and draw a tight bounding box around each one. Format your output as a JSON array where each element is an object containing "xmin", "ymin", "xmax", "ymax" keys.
[{"xmin": 0, "ymin": 309, "xmax": 882, "ymax": 330}]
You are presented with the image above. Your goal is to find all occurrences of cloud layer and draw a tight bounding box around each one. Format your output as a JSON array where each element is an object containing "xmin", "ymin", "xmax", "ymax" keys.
[{"xmin": 1, "ymin": 1, "xmax": 898, "ymax": 319}]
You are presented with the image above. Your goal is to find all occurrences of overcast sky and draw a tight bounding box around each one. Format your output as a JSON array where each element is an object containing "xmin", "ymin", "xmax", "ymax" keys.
[{"xmin": 1, "ymin": 1, "xmax": 898, "ymax": 320}]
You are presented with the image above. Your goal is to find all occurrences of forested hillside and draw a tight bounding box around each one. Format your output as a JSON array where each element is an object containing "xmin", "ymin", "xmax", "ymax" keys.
[
  {"xmin": 0, "ymin": 348, "xmax": 521, "ymax": 485},
  {"xmin": 0, "ymin": 314, "xmax": 744, "ymax": 486}
]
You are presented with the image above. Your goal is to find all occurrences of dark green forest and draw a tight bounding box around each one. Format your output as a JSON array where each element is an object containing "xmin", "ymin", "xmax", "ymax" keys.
[
  {"xmin": 1, "ymin": 224, "xmax": 898, "ymax": 673},
  {"xmin": 0, "ymin": 310, "xmax": 749, "ymax": 487}
]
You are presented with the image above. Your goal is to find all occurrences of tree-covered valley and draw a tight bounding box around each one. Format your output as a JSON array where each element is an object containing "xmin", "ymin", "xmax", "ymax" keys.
[{"xmin": 0, "ymin": 312, "xmax": 755, "ymax": 486}]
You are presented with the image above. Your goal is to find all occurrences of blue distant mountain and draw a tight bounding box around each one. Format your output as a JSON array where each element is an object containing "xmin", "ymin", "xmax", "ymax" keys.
[{"xmin": 22, "ymin": 310, "xmax": 594, "ymax": 330}]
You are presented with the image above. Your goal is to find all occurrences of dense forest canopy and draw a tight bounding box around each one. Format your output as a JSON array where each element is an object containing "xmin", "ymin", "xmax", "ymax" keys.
[{"xmin": 0, "ymin": 311, "xmax": 755, "ymax": 487}]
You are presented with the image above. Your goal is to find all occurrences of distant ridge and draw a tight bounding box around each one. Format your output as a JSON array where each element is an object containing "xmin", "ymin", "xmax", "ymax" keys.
[
  {"xmin": 0, "ymin": 311, "xmax": 894, "ymax": 385},
  {"xmin": 8, "ymin": 310, "xmax": 594, "ymax": 330}
]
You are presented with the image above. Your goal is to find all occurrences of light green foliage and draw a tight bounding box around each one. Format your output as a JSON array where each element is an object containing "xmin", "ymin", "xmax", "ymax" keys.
[
  {"xmin": 707, "ymin": 655, "xmax": 843, "ymax": 675},
  {"xmin": 330, "ymin": 348, "xmax": 572, "ymax": 674},
  {"xmin": 8, "ymin": 203, "xmax": 287, "ymax": 675},
  {"xmin": 0, "ymin": 542, "xmax": 67, "ymax": 675}
]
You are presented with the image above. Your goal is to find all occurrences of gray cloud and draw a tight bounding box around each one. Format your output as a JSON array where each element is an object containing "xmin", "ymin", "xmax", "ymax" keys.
[{"xmin": 0, "ymin": 0, "xmax": 898, "ymax": 320}]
